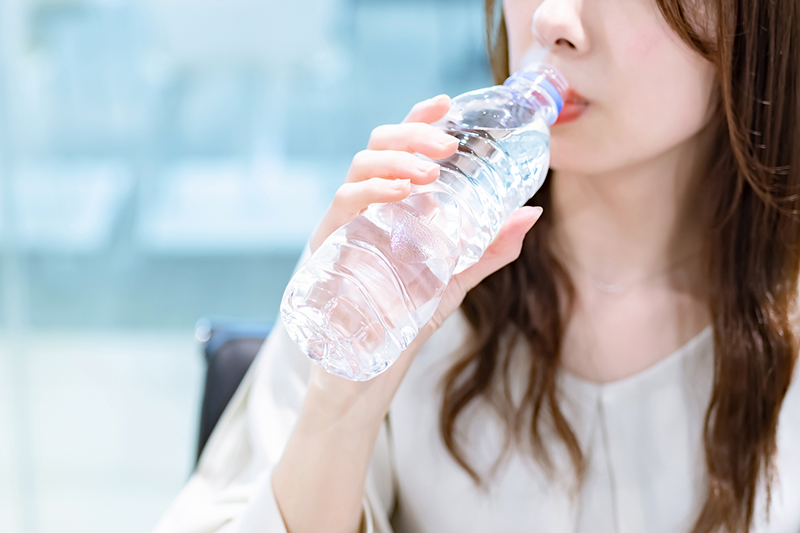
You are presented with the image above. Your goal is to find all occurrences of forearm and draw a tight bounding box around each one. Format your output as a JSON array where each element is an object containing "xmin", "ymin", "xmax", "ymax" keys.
[{"xmin": 271, "ymin": 386, "xmax": 384, "ymax": 533}]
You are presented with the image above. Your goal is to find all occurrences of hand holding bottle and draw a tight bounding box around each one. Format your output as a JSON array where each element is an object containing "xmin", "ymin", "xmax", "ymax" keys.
[
  {"xmin": 308, "ymin": 94, "xmax": 459, "ymax": 254},
  {"xmin": 283, "ymin": 64, "xmax": 565, "ymax": 383},
  {"xmin": 303, "ymin": 96, "xmax": 542, "ymax": 426},
  {"xmin": 272, "ymin": 97, "xmax": 543, "ymax": 533}
]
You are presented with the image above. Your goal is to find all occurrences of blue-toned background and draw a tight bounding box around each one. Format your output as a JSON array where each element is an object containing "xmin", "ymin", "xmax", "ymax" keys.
[{"xmin": 0, "ymin": 0, "xmax": 491, "ymax": 531}]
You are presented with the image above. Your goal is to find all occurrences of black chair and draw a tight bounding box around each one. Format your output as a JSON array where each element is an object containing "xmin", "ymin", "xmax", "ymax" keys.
[{"xmin": 194, "ymin": 319, "xmax": 272, "ymax": 464}]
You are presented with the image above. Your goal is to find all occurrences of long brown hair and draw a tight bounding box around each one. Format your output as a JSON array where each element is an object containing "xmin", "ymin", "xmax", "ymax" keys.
[{"xmin": 439, "ymin": 0, "xmax": 800, "ymax": 531}]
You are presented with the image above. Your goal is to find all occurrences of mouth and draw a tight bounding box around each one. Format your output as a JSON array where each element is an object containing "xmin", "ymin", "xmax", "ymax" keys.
[
  {"xmin": 554, "ymin": 88, "xmax": 589, "ymax": 126},
  {"xmin": 564, "ymin": 88, "xmax": 589, "ymax": 105}
]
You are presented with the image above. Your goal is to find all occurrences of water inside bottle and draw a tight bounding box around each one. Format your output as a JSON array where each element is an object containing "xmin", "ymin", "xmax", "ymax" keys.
[{"xmin": 282, "ymin": 84, "xmax": 554, "ymax": 381}]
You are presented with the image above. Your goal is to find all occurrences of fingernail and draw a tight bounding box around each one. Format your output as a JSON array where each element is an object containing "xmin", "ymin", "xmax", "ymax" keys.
[
  {"xmin": 416, "ymin": 160, "xmax": 439, "ymax": 174},
  {"xmin": 437, "ymin": 136, "xmax": 458, "ymax": 150},
  {"xmin": 522, "ymin": 207, "xmax": 543, "ymax": 232},
  {"xmin": 427, "ymin": 94, "xmax": 449, "ymax": 105},
  {"xmin": 394, "ymin": 179, "xmax": 411, "ymax": 189}
]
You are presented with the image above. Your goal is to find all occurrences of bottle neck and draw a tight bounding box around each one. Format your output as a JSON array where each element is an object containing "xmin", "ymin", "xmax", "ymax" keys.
[{"xmin": 503, "ymin": 64, "xmax": 568, "ymax": 126}]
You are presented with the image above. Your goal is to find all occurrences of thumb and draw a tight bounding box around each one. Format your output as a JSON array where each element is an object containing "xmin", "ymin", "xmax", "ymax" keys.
[{"xmin": 453, "ymin": 206, "xmax": 543, "ymax": 292}]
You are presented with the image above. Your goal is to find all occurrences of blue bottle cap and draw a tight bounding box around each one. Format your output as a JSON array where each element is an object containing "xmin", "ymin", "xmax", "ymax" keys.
[
  {"xmin": 504, "ymin": 64, "xmax": 568, "ymax": 120},
  {"xmin": 537, "ymin": 77, "xmax": 563, "ymax": 115}
]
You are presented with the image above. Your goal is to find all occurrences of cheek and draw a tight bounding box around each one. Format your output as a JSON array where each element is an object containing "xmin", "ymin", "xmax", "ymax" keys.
[
  {"xmin": 613, "ymin": 94, "xmax": 708, "ymax": 170},
  {"xmin": 609, "ymin": 3, "xmax": 682, "ymax": 66},
  {"xmin": 606, "ymin": 25, "xmax": 716, "ymax": 160},
  {"xmin": 623, "ymin": 27, "xmax": 663, "ymax": 63},
  {"xmin": 547, "ymin": 3, "xmax": 717, "ymax": 174},
  {"xmin": 551, "ymin": 49, "xmax": 715, "ymax": 174},
  {"xmin": 627, "ymin": 75, "xmax": 712, "ymax": 149}
]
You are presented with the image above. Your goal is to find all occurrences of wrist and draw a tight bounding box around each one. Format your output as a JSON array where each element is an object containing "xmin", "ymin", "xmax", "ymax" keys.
[
  {"xmin": 303, "ymin": 373, "xmax": 388, "ymax": 432},
  {"xmin": 301, "ymin": 323, "xmax": 436, "ymax": 431}
]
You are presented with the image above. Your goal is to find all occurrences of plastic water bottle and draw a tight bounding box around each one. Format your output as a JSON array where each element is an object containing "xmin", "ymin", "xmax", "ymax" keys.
[{"xmin": 281, "ymin": 63, "xmax": 568, "ymax": 381}]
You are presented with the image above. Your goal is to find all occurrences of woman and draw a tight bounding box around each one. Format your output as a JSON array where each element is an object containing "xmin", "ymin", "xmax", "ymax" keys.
[{"xmin": 156, "ymin": 0, "xmax": 800, "ymax": 531}]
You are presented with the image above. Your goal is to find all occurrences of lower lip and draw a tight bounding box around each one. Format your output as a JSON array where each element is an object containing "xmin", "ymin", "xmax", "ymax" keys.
[{"xmin": 554, "ymin": 102, "xmax": 589, "ymax": 125}]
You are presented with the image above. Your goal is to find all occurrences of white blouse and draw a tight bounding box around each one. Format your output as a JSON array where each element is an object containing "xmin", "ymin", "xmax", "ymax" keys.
[{"xmin": 155, "ymin": 250, "xmax": 800, "ymax": 533}]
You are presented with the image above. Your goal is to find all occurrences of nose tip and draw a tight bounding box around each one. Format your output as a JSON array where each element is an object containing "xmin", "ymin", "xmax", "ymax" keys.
[
  {"xmin": 532, "ymin": 0, "xmax": 586, "ymax": 53},
  {"xmin": 531, "ymin": 10, "xmax": 548, "ymax": 49}
]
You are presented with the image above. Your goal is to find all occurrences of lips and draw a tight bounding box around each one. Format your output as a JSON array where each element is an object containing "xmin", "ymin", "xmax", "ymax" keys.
[
  {"xmin": 554, "ymin": 88, "xmax": 589, "ymax": 125},
  {"xmin": 564, "ymin": 88, "xmax": 589, "ymax": 106}
]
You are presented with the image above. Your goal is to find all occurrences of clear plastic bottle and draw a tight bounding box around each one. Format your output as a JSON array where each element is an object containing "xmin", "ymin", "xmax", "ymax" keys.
[{"xmin": 281, "ymin": 63, "xmax": 568, "ymax": 381}]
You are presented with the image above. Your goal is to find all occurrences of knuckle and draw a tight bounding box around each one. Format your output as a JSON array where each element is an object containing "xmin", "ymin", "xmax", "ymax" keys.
[
  {"xmin": 333, "ymin": 183, "xmax": 354, "ymax": 205},
  {"xmin": 398, "ymin": 150, "xmax": 418, "ymax": 166},
  {"xmin": 397, "ymin": 128, "xmax": 420, "ymax": 149},
  {"xmin": 412, "ymin": 123, "xmax": 436, "ymax": 143},
  {"xmin": 351, "ymin": 149, "xmax": 371, "ymax": 168},
  {"xmin": 369, "ymin": 124, "xmax": 389, "ymax": 144},
  {"xmin": 405, "ymin": 101, "xmax": 424, "ymax": 117}
]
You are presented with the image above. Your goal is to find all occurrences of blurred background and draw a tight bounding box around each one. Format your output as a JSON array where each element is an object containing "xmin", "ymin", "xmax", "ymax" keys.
[{"xmin": 0, "ymin": 0, "xmax": 491, "ymax": 531}]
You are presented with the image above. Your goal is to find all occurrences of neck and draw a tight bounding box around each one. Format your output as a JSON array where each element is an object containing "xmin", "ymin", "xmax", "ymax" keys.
[{"xmin": 549, "ymin": 129, "xmax": 713, "ymax": 291}]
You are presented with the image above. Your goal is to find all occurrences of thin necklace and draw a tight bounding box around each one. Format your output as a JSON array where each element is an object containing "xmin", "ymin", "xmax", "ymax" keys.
[{"xmin": 561, "ymin": 246, "xmax": 705, "ymax": 296}]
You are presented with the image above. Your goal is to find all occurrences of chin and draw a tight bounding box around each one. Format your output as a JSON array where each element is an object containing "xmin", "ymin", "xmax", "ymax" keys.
[
  {"xmin": 548, "ymin": 138, "xmax": 592, "ymax": 175},
  {"xmin": 547, "ymin": 133, "xmax": 622, "ymax": 177}
]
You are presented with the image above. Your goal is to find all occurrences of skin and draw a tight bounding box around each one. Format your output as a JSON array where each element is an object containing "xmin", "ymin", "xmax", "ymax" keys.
[
  {"xmin": 505, "ymin": 0, "xmax": 716, "ymax": 382},
  {"xmin": 272, "ymin": 0, "xmax": 719, "ymax": 530},
  {"xmin": 273, "ymin": 98, "xmax": 542, "ymax": 533}
]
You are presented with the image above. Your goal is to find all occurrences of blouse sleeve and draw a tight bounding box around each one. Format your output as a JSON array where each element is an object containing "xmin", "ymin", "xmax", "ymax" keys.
[{"xmin": 153, "ymin": 243, "xmax": 397, "ymax": 533}]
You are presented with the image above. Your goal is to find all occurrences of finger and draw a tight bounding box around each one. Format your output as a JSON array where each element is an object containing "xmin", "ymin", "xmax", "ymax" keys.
[
  {"xmin": 403, "ymin": 94, "xmax": 451, "ymax": 124},
  {"xmin": 367, "ymin": 123, "xmax": 458, "ymax": 161},
  {"xmin": 334, "ymin": 176, "xmax": 412, "ymax": 219},
  {"xmin": 346, "ymin": 150, "xmax": 441, "ymax": 185},
  {"xmin": 310, "ymin": 178, "xmax": 413, "ymax": 252},
  {"xmin": 454, "ymin": 206, "xmax": 543, "ymax": 292}
]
